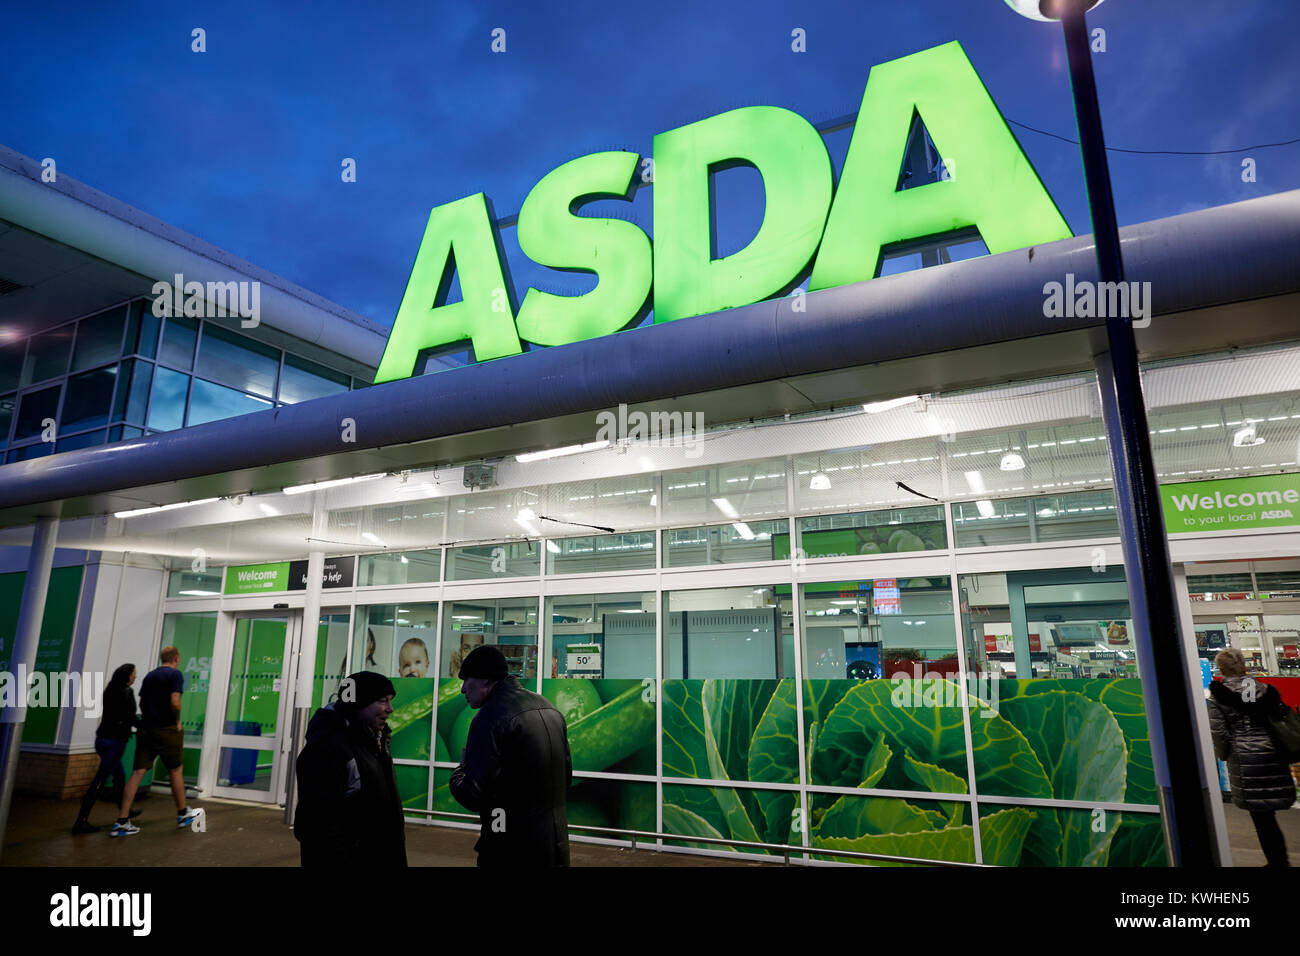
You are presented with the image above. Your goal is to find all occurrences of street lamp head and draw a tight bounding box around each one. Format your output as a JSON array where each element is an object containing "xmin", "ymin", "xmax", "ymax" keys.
[{"xmin": 1004, "ymin": 0, "xmax": 1105, "ymax": 21}]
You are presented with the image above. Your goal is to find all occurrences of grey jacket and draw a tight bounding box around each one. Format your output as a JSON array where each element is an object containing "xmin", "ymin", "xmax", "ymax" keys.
[{"xmin": 1207, "ymin": 677, "xmax": 1295, "ymax": 812}]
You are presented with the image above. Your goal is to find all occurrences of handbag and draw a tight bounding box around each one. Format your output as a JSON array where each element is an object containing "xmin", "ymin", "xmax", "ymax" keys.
[{"xmin": 1269, "ymin": 703, "xmax": 1300, "ymax": 764}]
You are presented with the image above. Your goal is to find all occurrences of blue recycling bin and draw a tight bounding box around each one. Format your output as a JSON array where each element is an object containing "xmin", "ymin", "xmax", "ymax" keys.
[{"xmin": 219, "ymin": 720, "xmax": 261, "ymax": 785}]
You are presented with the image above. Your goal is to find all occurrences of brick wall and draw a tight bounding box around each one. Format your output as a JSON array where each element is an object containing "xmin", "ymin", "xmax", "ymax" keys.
[{"xmin": 15, "ymin": 751, "xmax": 103, "ymax": 799}]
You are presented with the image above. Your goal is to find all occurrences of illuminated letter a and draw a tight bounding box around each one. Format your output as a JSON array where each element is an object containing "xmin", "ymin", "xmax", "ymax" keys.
[
  {"xmin": 375, "ymin": 193, "xmax": 522, "ymax": 382},
  {"xmin": 811, "ymin": 41, "xmax": 1071, "ymax": 291}
]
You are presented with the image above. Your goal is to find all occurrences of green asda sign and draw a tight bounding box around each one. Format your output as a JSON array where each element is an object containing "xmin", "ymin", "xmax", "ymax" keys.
[
  {"xmin": 376, "ymin": 41, "xmax": 1070, "ymax": 382},
  {"xmin": 224, "ymin": 561, "xmax": 291, "ymax": 595},
  {"xmin": 1162, "ymin": 473, "xmax": 1300, "ymax": 533}
]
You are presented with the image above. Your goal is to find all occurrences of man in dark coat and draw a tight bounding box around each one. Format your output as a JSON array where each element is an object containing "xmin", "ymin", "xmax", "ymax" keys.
[
  {"xmin": 1208, "ymin": 648, "xmax": 1295, "ymax": 867},
  {"xmin": 450, "ymin": 646, "xmax": 572, "ymax": 867},
  {"xmin": 294, "ymin": 671, "xmax": 407, "ymax": 868}
]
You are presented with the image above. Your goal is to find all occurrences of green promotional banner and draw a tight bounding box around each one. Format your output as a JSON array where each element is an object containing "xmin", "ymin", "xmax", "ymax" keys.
[
  {"xmin": 1161, "ymin": 473, "xmax": 1300, "ymax": 533},
  {"xmin": 224, "ymin": 561, "xmax": 291, "ymax": 595}
]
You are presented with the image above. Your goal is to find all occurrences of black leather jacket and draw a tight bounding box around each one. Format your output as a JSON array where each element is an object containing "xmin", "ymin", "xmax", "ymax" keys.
[
  {"xmin": 450, "ymin": 678, "xmax": 572, "ymax": 867},
  {"xmin": 294, "ymin": 703, "xmax": 407, "ymax": 868},
  {"xmin": 1208, "ymin": 677, "xmax": 1295, "ymax": 811}
]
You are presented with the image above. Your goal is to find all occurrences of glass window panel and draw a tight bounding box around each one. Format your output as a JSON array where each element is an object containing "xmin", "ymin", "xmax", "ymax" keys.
[
  {"xmin": 566, "ymin": 778, "xmax": 656, "ymax": 836},
  {"xmin": 55, "ymin": 429, "xmax": 106, "ymax": 452},
  {"xmin": 795, "ymin": 505, "xmax": 946, "ymax": 558},
  {"xmin": 357, "ymin": 550, "xmax": 441, "ymax": 586},
  {"xmin": 0, "ymin": 393, "xmax": 14, "ymax": 448},
  {"xmin": 61, "ymin": 365, "xmax": 118, "ymax": 432},
  {"xmin": 808, "ymin": 793, "xmax": 975, "ymax": 865},
  {"xmin": 71, "ymin": 306, "xmax": 126, "ymax": 372},
  {"xmin": 187, "ymin": 377, "xmax": 272, "ymax": 426},
  {"xmin": 0, "ymin": 340, "xmax": 24, "ymax": 392},
  {"xmin": 439, "ymin": 598, "xmax": 538, "ymax": 681},
  {"xmin": 445, "ymin": 541, "xmax": 541, "ymax": 580},
  {"xmin": 801, "ymin": 575, "xmax": 955, "ymax": 682},
  {"xmin": 7, "ymin": 442, "xmax": 52, "ymax": 463},
  {"xmin": 167, "ymin": 567, "xmax": 224, "ymax": 597},
  {"xmin": 161, "ymin": 611, "xmax": 217, "ymax": 786},
  {"xmin": 108, "ymin": 424, "xmax": 144, "ymax": 442},
  {"xmin": 349, "ymin": 604, "xmax": 438, "ymax": 761},
  {"xmin": 542, "ymin": 593, "xmax": 657, "ymax": 776},
  {"xmin": 280, "ymin": 353, "xmax": 349, "ymax": 404},
  {"xmin": 14, "ymin": 384, "xmax": 61, "ymax": 440},
  {"xmin": 545, "ymin": 532, "xmax": 655, "ymax": 574},
  {"xmin": 663, "ymin": 585, "xmax": 793, "ymax": 680},
  {"xmin": 124, "ymin": 299, "xmax": 161, "ymax": 358},
  {"xmin": 22, "ymin": 327, "xmax": 73, "ymax": 385},
  {"xmin": 662, "ymin": 519, "xmax": 787, "ymax": 567},
  {"xmin": 147, "ymin": 367, "xmax": 188, "ymax": 431},
  {"xmin": 958, "ymin": 568, "xmax": 1135, "ymax": 681},
  {"xmin": 195, "ymin": 323, "xmax": 280, "ymax": 398},
  {"xmin": 123, "ymin": 359, "xmax": 153, "ymax": 425},
  {"xmin": 159, "ymin": 315, "xmax": 198, "ymax": 370},
  {"xmin": 661, "ymin": 783, "xmax": 783, "ymax": 855},
  {"xmin": 953, "ymin": 490, "xmax": 1118, "ymax": 547},
  {"xmin": 309, "ymin": 612, "xmax": 352, "ymax": 710},
  {"xmin": 662, "ymin": 457, "xmax": 787, "ymax": 526}
]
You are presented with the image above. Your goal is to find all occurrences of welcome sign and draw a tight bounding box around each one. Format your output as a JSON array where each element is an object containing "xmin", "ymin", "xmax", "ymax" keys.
[
  {"xmin": 1161, "ymin": 473, "xmax": 1300, "ymax": 533},
  {"xmin": 375, "ymin": 41, "xmax": 1071, "ymax": 382}
]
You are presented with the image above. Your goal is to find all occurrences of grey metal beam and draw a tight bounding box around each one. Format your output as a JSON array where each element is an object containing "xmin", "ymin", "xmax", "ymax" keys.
[{"xmin": 0, "ymin": 189, "xmax": 1295, "ymax": 522}]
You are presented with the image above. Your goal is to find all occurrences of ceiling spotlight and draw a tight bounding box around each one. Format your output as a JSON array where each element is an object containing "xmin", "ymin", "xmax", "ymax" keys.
[
  {"xmin": 809, "ymin": 472, "xmax": 832, "ymax": 491},
  {"xmin": 1233, "ymin": 425, "xmax": 1265, "ymax": 448},
  {"xmin": 1000, "ymin": 453, "xmax": 1026, "ymax": 472}
]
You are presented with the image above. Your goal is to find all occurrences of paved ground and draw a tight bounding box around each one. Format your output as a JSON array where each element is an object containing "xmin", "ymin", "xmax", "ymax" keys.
[
  {"xmin": 0, "ymin": 791, "xmax": 763, "ymax": 867},
  {"xmin": 3, "ymin": 790, "xmax": 1296, "ymax": 866}
]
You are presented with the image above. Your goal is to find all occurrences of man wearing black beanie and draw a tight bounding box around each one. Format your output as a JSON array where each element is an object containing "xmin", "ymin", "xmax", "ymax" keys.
[
  {"xmin": 293, "ymin": 670, "xmax": 407, "ymax": 868},
  {"xmin": 450, "ymin": 645, "xmax": 572, "ymax": 867}
]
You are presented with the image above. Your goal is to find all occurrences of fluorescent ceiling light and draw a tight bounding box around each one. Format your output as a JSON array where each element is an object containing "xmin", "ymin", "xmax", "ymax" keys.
[
  {"xmin": 451, "ymin": 615, "xmax": 480, "ymax": 620},
  {"xmin": 617, "ymin": 609, "xmax": 647, "ymax": 614},
  {"xmin": 545, "ymin": 541, "xmax": 561, "ymax": 554},
  {"xmin": 964, "ymin": 471, "xmax": 986, "ymax": 494},
  {"xmin": 399, "ymin": 555, "xmax": 409, "ymax": 564},
  {"xmin": 712, "ymin": 497, "xmax": 739, "ymax": 519},
  {"xmin": 282, "ymin": 473, "xmax": 385, "ymax": 495},
  {"xmin": 862, "ymin": 395, "xmax": 919, "ymax": 414},
  {"xmin": 809, "ymin": 472, "xmax": 832, "ymax": 491},
  {"xmin": 830, "ymin": 600, "xmax": 860, "ymax": 606},
  {"xmin": 114, "ymin": 497, "xmax": 220, "ymax": 519},
  {"xmin": 178, "ymin": 589, "xmax": 220, "ymax": 596},
  {"xmin": 361, "ymin": 532, "xmax": 383, "ymax": 545},
  {"xmin": 1000, "ymin": 453, "xmax": 1026, "ymax": 472},
  {"xmin": 732, "ymin": 522, "xmax": 755, "ymax": 539},
  {"xmin": 649, "ymin": 494, "xmax": 657, "ymax": 507},
  {"xmin": 1037, "ymin": 507, "xmax": 1056, "ymax": 517},
  {"xmin": 976, "ymin": 500, "xmax": 996, "ymax": 518},
  {"xmin": 516, "ymin": 440, "xmax": 610, "ymax": 463}
]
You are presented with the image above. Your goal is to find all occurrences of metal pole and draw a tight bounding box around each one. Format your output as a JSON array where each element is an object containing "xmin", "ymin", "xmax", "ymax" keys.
[
  {"xmin": 1058, "ymin": 1, "xmax": 1218, "ymax": 866},
  {"xmin": 0, "ymin": 516, "xmax": 59, "ymax": 861}
]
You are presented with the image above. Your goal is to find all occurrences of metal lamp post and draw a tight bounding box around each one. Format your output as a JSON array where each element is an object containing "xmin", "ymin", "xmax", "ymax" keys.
[{"xmin": 1004, "ymin": 0, "xmax": 1219, "ymax": 866}]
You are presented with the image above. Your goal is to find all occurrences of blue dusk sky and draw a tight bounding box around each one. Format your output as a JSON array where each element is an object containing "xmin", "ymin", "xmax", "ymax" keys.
[{"xmin": 2, "ymin": 0, "xmax": 1297, "ymax": 331}]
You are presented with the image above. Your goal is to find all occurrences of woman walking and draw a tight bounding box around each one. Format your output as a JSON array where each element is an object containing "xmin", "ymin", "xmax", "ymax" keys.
[
  {"xmin": 71, "ymin": 663, "xmax": 142, "ymax": 834},
  {"xmin": 1208, "ymin": 648, "xmax": 1295, "ymax": 867}
]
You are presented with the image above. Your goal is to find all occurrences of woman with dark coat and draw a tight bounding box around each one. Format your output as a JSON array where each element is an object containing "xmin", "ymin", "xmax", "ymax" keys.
[
  {"xmin": 72, "ymin": 663, "xmax": 141, "ymax": 833},
  {"xmin": 1208, "ymin": 648, "xmax": 1295, "ymax": 867}
]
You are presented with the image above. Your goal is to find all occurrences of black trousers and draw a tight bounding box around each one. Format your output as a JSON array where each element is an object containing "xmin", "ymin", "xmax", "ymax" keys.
[
  {"xmin": 1249, "ymin": 810, "xmax": 1290, "ymax": 867},
  {"xmin": 76, "ymin": 736, "xmax": 128, "ymax": 822}
]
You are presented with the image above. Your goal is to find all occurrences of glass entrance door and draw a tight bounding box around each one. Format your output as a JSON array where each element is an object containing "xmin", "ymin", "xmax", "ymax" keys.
[{"xmin": 214, "ymin": 612, "xmax": 299, "ymax": 801}]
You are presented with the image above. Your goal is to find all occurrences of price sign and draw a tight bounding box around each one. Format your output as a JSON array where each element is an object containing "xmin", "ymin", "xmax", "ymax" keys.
[{"xmin": 566, "ymin": 645, "xmax": 602, "ymax": 673}]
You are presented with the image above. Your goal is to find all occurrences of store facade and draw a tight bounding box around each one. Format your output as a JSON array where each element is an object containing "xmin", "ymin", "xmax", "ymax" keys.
[{"xmin": 3, "ymin": 42, "xmax": 1300, "ymax": 867}]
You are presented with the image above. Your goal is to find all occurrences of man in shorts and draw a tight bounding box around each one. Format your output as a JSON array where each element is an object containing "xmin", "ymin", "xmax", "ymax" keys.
[{"xmin": 110, "ymin": 646, "xmax": 201, "ymax": 836}]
